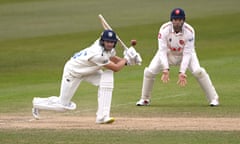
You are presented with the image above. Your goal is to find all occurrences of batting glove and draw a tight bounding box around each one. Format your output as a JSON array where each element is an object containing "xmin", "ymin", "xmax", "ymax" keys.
[{"xmin": 123, "ymin": 47, "xmax": 142, "ymax": 66}]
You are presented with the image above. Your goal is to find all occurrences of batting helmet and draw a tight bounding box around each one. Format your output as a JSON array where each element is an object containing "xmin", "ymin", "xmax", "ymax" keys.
[
  {"xmin": 170, "ymin": 8, "xmax": 185, "ymax": 21},
  {"xmin": 100, "ymin": 30, "xmax": 117, "ymax": 48},
  {"xmin": 100, "ymin": 30, "xmax": 117, "ymax": 42}
]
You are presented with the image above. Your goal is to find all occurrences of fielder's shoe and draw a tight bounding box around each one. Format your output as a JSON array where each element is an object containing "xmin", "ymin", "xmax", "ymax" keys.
[
  {"xmin": 136, "ymin": 99, "xmax": 150, "ymax": 106},
  {"xmin": 96, "ymin": 117, "xmax": 115, "ymax": 124},
  {"xmin": 32, "ymin": 107, "xmax": 40, "ymax": 120},
  {"xmin": 210, "ymin": 99, "xmax": 219, "ymax": 107}
]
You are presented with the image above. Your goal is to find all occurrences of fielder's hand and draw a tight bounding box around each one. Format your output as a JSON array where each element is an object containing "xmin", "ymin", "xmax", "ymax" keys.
[
  {"xmin": 161, "ymin": 70, "xmax": 170, "ymax": 83},
  {"xmin": 177, "ymin": 73, "xmax": 187, "ymax": 87}
]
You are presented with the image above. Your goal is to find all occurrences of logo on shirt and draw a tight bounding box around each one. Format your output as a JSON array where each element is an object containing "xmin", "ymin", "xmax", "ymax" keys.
[
  {"xmin": 103, "ymin": 59, "xmax": 109, "ymax": 64},
  {"xmin": 188, "ymin": 37, "xmax": 194, "ymax": 42},
  {"xmin": 179, "ymin": 40, "xmax": 185, "ymax": 45}
]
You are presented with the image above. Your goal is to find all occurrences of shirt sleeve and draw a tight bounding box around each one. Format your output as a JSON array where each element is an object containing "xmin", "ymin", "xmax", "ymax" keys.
[
  {"xmin": 90, "ymin": 54, "xmax": 110, "ymax": 66},
  {"xmin": 158, "ymin": 26, "xmax": 169, "ymax": 70},
  {"xmin": 179, "ymin": 29, "xmax": 195, "ymax": 73}
]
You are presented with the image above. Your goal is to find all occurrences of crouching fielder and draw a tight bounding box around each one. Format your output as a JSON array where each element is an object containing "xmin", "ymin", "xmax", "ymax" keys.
[
  {"xmin": 136, "ymin": 8, "xmax": 219, "ymax": 107},
  {"xmin": 32, "ymin": 30, "xmax": 141, "ymax": 124}
]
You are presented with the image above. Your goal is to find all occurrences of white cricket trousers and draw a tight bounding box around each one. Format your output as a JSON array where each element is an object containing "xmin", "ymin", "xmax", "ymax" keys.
[
  {"xmin": 141, "ymin": 50, "xmax": 219, "ymax": 103},
  {"xmin": 60, "ymin": 65, "xmax": 114, "ymax": 120}
]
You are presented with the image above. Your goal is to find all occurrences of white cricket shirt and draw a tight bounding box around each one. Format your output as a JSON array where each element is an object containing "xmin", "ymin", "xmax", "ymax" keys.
[
  {"xmin": 65, "ymin": 39, "xmax": 116, "ymax": 77},
  {"xmin": 158, "ymin": 21, "xmax": 195, "ymax": 73}
]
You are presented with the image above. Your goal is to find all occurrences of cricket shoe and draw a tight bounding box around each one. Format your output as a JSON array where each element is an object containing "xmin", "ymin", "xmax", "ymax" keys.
[
  {"xmin": 32, "ymin": 107, "xmax": 40, "ymax": 120},
  {"xmin": 96, "ymin": 117, "xmax": 115, "ymax": 124},
  {"xmin": 210, "ymin": 99, "xmax": 219, "ymax": 107},
  {"xmin": 136, "ymin": 99, "xmax": 150, "ymax": 106}
]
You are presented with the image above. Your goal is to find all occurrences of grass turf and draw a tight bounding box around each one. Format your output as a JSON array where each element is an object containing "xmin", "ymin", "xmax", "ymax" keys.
[{"xmin": 0, "ymin": 129, "xmax": 240, "ymax": 144}]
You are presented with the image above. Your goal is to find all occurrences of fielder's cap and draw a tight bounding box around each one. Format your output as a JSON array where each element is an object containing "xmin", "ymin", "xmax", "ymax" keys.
[{"xmin": 170, "ymin": 8, "xmax": 185, "ymax": 21}]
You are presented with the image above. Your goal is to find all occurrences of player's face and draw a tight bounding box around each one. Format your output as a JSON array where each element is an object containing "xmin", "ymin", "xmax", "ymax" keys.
[
  {"xmin": 172, "ymin": 18, "xmax": 184, "ymax": 33},
  {"xmin": 103, "ymin": 40, "xmax": 115, "ymax": 51}
]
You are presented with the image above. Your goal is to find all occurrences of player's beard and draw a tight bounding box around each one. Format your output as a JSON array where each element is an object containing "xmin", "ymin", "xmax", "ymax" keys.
[
  {"xmin": 104, "ymin": 45, "xmax": 114, "ymax": 51},
  {"xmin": 173, "ymin": 23, "xmax": 183, "ymax": 33},
  {"xmin": 103, "ymin": 41, "xmax": 115, "ymax": 51}
]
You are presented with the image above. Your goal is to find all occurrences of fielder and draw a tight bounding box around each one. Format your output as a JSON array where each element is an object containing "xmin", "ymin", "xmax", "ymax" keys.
[
  {"xmin": 136, "ymin": 8, "xmax": 219, "ymax": 106},
  {"xmin": 32, "ymin": 30, "xmax": 142, "ymax": 124}
]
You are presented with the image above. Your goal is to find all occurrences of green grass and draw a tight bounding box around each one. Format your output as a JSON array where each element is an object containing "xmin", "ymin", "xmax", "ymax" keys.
[
  {"xmin": 0, "ymin": 0, "xmax": 240, "ymax": 143},
  {"xmin": 0, "ymin": 129, "xmax": 240, "ymax": 144}
]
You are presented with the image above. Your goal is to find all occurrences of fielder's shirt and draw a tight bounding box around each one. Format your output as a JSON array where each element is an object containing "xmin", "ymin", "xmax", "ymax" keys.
[{"xmin": 158, "ymin": 21, "xmax": 195, "ymax": 73}]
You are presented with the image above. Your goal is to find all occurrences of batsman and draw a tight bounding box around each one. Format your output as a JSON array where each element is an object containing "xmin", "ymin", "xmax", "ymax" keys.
[
  {"xmin": 136, "ymin": 8, "xmax": 219, "ymax": 106},
  {"xmin": 32, "ymin": 29, "xmax": 142, "ymax": 124}
]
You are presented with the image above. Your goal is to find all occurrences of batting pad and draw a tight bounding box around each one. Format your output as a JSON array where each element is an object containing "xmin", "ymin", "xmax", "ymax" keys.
[
  {"xmin": 96, "ymin": 70, "xmax": 114, "ymax": 120},
  {"xmin": 99, "ymin": 70, "xmax": 114, "ymax": 88},
  {"xmin": 141, "ymin": 68, "xmax": 156, "ymax": 100},
  {"xmin": 192, "ymin": 68, "xmax": 219, "ymax": 102},
  {"xmin": 33, "ymin": 96, "xmax": 76, "ymax": 111}
]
